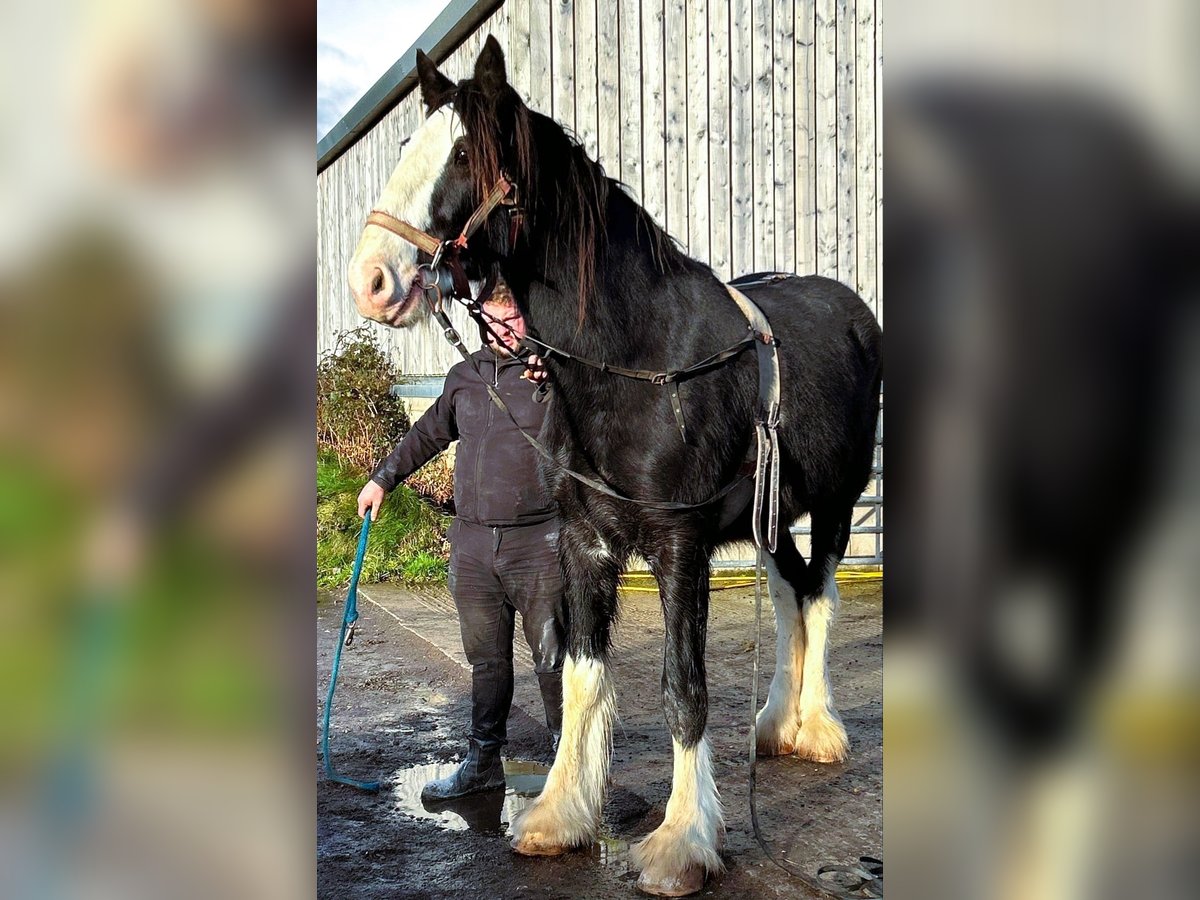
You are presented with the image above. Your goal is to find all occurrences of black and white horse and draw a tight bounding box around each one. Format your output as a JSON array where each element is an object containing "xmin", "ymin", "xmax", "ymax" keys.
[{"xmin": 348, "ymin": 37, "xmax": 882, "ymax": 897}]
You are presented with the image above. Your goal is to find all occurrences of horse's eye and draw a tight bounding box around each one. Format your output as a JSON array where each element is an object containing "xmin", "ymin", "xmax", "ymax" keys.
[{"xmin": 455, "ymin": 146, "xmax": 468, "ymax": 164}]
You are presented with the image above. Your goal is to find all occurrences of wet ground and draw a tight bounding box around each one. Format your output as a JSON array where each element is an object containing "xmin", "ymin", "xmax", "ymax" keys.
[{"xmin": 317, "ymin": 576, "xmax": 882, "ymax": 899}]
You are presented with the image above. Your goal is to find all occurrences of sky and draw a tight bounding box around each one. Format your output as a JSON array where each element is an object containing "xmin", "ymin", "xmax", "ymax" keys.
[{"xmin": 317, "ymin": 0, "xmax": 445, "ymax": 141}]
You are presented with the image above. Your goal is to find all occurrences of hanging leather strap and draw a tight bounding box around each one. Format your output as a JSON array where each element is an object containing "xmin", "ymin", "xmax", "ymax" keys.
[{"xmin": 726, "ymin": 284, "xmax": 782, "ymax": 552}]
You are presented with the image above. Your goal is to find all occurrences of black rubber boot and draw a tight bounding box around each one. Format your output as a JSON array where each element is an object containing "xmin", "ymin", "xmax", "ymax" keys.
[{"xmin": 420, "ymin": 740, "xmax": 506, "ymax": 802}]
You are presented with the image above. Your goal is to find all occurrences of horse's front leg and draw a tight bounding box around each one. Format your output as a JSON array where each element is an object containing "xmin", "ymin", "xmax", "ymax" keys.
[
  {"xmin": 510, "ymin": 516, "xmax": 621, "ymax": 856},
  {"xmin": 631, "ymin": 532, "xmax": 725, "ymax": 897}
]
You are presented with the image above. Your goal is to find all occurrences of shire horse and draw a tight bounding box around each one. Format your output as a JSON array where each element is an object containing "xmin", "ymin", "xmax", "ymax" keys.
[{"xmin": 348, "ymin": 37, "xmax": 882, "ymax": 897}]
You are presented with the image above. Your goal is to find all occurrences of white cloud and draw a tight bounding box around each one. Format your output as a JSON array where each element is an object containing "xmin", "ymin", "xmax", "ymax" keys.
[{"xmin": 317, "ymin": 0, "xmax": 446, "ymax": 141}]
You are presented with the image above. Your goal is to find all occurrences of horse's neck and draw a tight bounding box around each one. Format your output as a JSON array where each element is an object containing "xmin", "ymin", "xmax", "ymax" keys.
[{"xmin": 517, "ymin": 201, "xmax": 690, "ymax": 361}]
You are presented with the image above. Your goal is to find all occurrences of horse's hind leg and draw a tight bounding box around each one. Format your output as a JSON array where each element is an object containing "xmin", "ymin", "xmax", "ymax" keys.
[
  {"xmin": 755, "ymin": 530, "xmax": 809, "ymax": 756},
  {"xmin": 792, "ymin": 509, "xmax": 851, "ymax": 763},
  {"xmin": 631, "ymin": 532, "xmax": 724, "ymax": 897},
  {"xmin": 510, "ymin": 518, "xmax": 619, "ymax": 856}
]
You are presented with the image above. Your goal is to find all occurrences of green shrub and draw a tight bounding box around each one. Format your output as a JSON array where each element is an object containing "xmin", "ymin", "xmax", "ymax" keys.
[
  {"xmin": 317, "ymin": 325, "xmax": 410, "ymax": 472},
  {"xmin": 317, "ymin": 451, "xmax": 450, "ymax": 589},
  {"xmin": 403, "ymin": 450, "xmax": 456, "ymax": 510}
]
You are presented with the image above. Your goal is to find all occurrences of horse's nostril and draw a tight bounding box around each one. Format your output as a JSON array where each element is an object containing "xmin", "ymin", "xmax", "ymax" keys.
[{"xmin": 371, "ymin": 269, "xmax": 385, "ymax": 295}]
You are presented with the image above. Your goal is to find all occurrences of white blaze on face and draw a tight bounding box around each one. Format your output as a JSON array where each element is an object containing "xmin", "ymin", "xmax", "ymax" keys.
[{"xmin": 347, "ymin": 106, "xmax": 461, "ymax": 326}]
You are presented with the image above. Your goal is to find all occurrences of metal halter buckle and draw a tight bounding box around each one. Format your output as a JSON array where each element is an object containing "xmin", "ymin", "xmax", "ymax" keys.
[{"xmin": 430, "ymin": 239, "xmax": 451, "ymax": 271}]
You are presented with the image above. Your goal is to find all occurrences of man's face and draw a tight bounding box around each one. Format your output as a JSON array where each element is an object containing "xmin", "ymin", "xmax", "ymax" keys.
[{"xmin": 482, "ymin": 301, "xmax": 527, "ymax": 356}]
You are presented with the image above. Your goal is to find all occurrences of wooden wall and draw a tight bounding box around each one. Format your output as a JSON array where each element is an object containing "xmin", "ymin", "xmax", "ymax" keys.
[{"xmin": 317, "ymin": 0, "xmax": 882, "ymax": 372}]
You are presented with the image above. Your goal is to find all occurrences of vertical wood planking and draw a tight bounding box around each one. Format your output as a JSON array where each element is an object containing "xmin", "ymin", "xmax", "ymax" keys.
[
  {"xmin": 835, "ymin": 0, "xmax": 856, "ymax": 290},
  {"xmin": 664, "ymin": 0, "xmax": 689, "ymax": 244},
  {"xmin": 441, "ymin": 32, "xmax": 466, "ymax": 80},
  {"xmin": 729, "ymin": 0, "xmax": 753, "ymax": 276},
  {"xmin": 750, "ymin": 0, "xmax": 774, "ymax": 272},
  {"xmin": 595, "ymin": 0, "xmax": 621, "ymax": 174},
  {"xmin": 509, "ymin": 0, "xmax": 532, "ymax": 100},
  {"xmin": 320, "ymin": 173, "xmax": 330, "ymax": 351},
  {"xmin": 686, "ymin": 0, "xmax": 710, "ymax": 262},
  {"xmin": 574, "ymin": 0, "xmax": 599, "ymax": 159},
  {"xmin": 855, "ymin": 0, "xmax": 876, "ymax": 309},
  {"xmin": 794, "ymin": 0, "xmax": 816, "ymax": 275},
  {"xmin": 874, "ymin": 0, "xmax": 882, "ymax": 323},
  {"xmin": 529, "ymin": 0, "xmax": 553, "ymax": 114},
  {"xmin": 641, "ymin": 0, "xmax": 667, "ymax": 229},
  {"xmin": 772, "ymin": 0, "xmax": 795, "ymax": 273},
  {"xmin": 707, "ymin": 0, "xmax": 731, "ymax": 280},
  {"xmin": 617, "ymin": 0, "xmax": 642, "ymax": 198},
  {"xmin": 552, "ymin": 0, "xmax": 576, "ymax": 132},
  {"xmin": 339, "ymin": 144, "xmax": 355, "ymax": 349},
  {"xmin": 814, "ymin": 0, "xmax": 838, "ymax": 278},
  {"xmin": 332, "ymin": 146, "xmax": 347, "ymax": 340},
  {"xmin": 317, "ymin": 173, "xmax": 327, "ymax": 350}
]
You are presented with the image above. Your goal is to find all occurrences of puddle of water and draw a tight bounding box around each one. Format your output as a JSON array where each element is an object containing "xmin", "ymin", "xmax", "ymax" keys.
[
  {"xmin": 387, "ymin": 759, "xmax": 634, "ymax": 870},
  {"xmin": 389, "ymin": 759, "xmax": 548, "ymax": 834},
  {"xmin": 592, "ymin": 834, "xmax": 633, "ymax": 871}
]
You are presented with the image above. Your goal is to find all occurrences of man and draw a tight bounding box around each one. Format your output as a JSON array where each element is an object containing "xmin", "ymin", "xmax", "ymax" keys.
[{"xmin": 357, "ymin": 281, "xmax": 563, "ymax": 801}]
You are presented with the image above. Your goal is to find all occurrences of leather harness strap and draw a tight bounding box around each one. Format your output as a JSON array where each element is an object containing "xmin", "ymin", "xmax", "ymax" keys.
[
  {"xmin": 726, "ymin": 283, "xmax": 782, "ymax": 553},
  {"xmin": 514, "ymin": 310, "xmax": 772, "ymax": 446}
]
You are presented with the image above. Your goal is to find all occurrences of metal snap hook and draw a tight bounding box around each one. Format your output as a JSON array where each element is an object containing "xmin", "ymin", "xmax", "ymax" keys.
[{"xmin": 431, "ymin": 239, "xmax": 453, "ymax": 271}]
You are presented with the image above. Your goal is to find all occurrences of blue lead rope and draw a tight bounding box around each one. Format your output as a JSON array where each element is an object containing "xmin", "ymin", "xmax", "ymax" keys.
[{"xmin": 321, "ymin": 513, "xmax": 382, "ymax": 791}]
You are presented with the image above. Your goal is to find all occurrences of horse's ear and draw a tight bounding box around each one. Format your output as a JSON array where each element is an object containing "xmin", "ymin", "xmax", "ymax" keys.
[
  {"xmin": 473, "ymin": 35, "xmax": 508, "ymax": 96},
  {"xmin": 417, "ymin": 50, "xmax": 455, "ymax": 113}
]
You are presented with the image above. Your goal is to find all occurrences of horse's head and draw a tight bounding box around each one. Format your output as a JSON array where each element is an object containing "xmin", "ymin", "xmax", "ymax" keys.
[{"xmin": 348, "ymin": 36, "xmax": 525, "ymax": 328}]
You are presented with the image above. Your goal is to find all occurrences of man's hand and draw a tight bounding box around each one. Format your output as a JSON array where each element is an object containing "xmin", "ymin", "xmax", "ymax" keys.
[
  {"xmin": 357, "ymin": 480, "xmax": 387, "ymax": 520},
  {"xmin": 522, "ymin": 353, "xmax": 548, "ymax": 384}
]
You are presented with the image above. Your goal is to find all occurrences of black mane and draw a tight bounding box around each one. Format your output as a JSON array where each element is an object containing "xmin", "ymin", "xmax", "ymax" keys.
[{"xmin": 453, "ymin": 78, "xmax": 692, "ymax": 326}]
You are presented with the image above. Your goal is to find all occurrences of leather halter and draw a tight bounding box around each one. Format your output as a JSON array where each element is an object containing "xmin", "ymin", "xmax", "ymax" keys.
[{"xmin": 365, "ymin": 175, "xmax": 519, "ymax": 309}]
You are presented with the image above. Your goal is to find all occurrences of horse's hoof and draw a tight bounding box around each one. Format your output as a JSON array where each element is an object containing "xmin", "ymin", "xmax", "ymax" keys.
[
  {"xmin": 510, "ymin": 832, "xmax": 570, "ymax": 856},
  {"xmin": 755, "ymin": 733, "xmax": 797, "ymax": 757},
  {"xmin": 636, "ymin": 864, "xmax": 706, "ymax": 897},
  {"xmin": 793, "ymin": 713, "xmax": 849, "ymax": 763},
  {"xmin": 755, "ymin": 707, "xmax": 801, "ymax": 757}
]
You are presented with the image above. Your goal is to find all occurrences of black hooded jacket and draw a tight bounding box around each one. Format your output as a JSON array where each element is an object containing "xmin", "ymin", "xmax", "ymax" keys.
[{"xmin": 369, "ymin": 350, "xmax": 555, "ymax": 526}]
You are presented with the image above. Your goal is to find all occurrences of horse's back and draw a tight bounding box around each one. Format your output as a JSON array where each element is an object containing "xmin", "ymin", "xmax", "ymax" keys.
[
  {"xmin": 731, "ymin": 272, "xmax": 881, "ymax": 383},
  {"xmin": 731, "ymin": 272, "xmax": 882, "ymax": 507}
]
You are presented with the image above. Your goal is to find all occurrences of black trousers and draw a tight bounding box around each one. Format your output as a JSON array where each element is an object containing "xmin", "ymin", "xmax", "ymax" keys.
[{"xmin": 447, "ymin": 518, "xmax": 565, "ymax": 747}]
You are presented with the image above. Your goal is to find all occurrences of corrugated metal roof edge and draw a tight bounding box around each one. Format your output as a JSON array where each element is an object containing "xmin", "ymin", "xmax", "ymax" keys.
[{"xmin": 317, "ymin": 0, "xmax": 505, "ymax": 174}]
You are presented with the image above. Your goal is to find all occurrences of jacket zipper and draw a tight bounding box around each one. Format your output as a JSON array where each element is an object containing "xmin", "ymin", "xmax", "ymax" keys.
[{"xmin": 475, "ymin": 356, "xmax": 495, "ymax": 521}]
